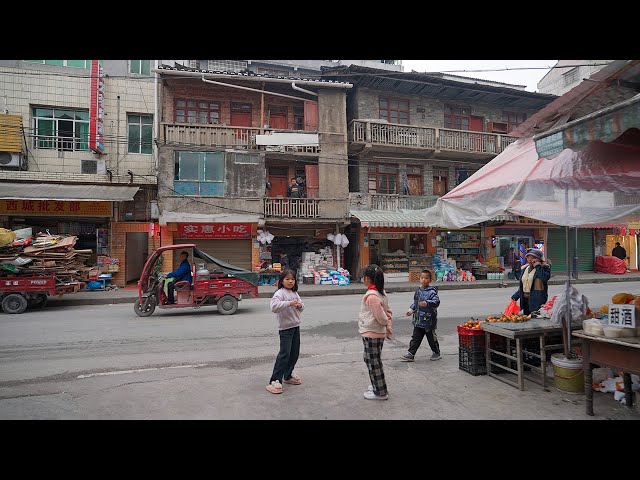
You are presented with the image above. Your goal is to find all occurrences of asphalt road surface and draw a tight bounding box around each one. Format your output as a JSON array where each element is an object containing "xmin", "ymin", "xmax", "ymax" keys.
[{"xmin": 1, "ymin": 282, "xmax": 639, "ymax": 420}]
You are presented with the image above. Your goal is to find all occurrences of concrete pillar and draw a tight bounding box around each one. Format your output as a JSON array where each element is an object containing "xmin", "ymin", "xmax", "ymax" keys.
[
  {"xmin": 423, "ymin": 164, "xmax": 434, "ymax": 195},
  {"xmin": 318, "ymin": 89, "xmax": 348, "ymax": 200}
]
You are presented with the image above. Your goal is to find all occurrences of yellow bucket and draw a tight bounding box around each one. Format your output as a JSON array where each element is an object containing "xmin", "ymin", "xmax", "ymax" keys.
[{"xmin": 550, "ymin": 353, "xmax": 584, "ymax": 394}]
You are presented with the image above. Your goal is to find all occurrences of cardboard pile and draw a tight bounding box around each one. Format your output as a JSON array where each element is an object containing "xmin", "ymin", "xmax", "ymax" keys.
[{"xmin": 0, "ymin": 228, "xmax": 91, "ymax": 283}]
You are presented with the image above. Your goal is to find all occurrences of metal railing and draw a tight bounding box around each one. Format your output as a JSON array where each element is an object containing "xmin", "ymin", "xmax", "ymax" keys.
[
  {"xmin": 370, "ymin": 194, "xmax": 438, "ymax": 211},
  {"xmin": 264, "ymin": 198, "xmax": 320, "ymax": 218}
]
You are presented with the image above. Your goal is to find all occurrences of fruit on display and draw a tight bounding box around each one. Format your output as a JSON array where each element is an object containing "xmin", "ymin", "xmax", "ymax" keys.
[
  {"xmin": 611, "ymin": 293, "xmax": 636, "ymax": 304},
  {"xmin": 485, "ymin": 314, "xmax": 532, "ymax": 323},
  {"xmin": 460, "ymin": 319, "xmax": 483, "ymax": 330},
  {"xmin": 600, "ymin": 305, "xmax": 609, "ymax": 314},
  {"xmin": 635, "ymin": 297, "xmax": 640, "ymax": 315}
]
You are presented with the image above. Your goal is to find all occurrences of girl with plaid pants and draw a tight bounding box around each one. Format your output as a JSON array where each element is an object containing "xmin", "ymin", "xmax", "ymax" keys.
[{"xmin": 358, "ymin": 265, "xmax": 393, "ymax": 400}]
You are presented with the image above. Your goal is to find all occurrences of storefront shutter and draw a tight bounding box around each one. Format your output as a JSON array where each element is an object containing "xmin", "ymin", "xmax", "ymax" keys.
[
  {"xmin": 546, "ymin": 228, "xmax": 594, "ymax": 273},
  {"xmin": 174, "ymin": 239, "xmax": 252, "ymax": 271}
]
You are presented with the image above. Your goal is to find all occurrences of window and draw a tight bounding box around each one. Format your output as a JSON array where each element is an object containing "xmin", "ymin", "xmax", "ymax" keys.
[
  {"xmin": 25, "ymin": 60, "xmax": 90, "ymax": 68},
  {"xmin": 130, "ymin": 60, "xmax": 151, "ymax": 75},
  {"xmin": 379, "ymin": 97, "xmax": 409, "ymax": 124},
  {"xmin": 563, "ymin": 67, "xmax": 580, "ymax": 86},
  {"xmin": 294, "ymin": 105, "xmax": 304, "ymax": 130},
  {"xmin": 456, "ymin": 167, "xmax": 479, "ymax": 185},
  {"xmin": 502, "ymin": 111, "xmax": 527, "ymax": 132},
  {"xmin": 33, "ymin": 107, "xmax": 89, "ymax": 151},
  {"xmin": 444, "ymin": 105, "xmax": 471, "ymax": 130},
  {"xmin": 174, "ymin": 151, "xmax": 225, "ymax": 196},
  {"xmin": 368, "ymin": 163, "xmax": 398, "ymax": 194},
  {"xmin": 128, "ymin": 114, "xmax": 153, "ymax": 154},
  {"xmin": 207, "ymin": 60, "xmax": 248, "ymax": 72},
  {"xmin": 406, "ymin": 165, "xmax": 423, "ymax": 196},
  {"xmin": 257, "ymin": 67, "xmax": 291, "ymax": 77},
  {"xmin": 175, "ymin": 99, "xmax": 220, "ymax": 124}
]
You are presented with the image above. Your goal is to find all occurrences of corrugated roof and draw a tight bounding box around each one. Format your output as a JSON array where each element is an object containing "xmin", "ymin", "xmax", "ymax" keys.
[
  {"xmin": 0, "ymin": 183, "xmax": 139, "ymax": 202},
  {"xmin": 351, "ymin": 209, "xmax": 430, "ymax": 227}
]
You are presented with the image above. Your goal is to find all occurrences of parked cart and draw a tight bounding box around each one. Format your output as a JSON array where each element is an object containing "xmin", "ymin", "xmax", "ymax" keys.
[{"xmin": 0, "ymin": 274, "xmax": 82, "ymax": 314}]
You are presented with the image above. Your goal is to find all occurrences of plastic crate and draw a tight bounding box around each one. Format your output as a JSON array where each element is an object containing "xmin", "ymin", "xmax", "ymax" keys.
[
  {"xmin": 459, "ymin": 347, "xmax": 487, "ymax": 376},
  {"xmin": 457, "ymin": 325, "xmax": 485, "ymax": 351}
]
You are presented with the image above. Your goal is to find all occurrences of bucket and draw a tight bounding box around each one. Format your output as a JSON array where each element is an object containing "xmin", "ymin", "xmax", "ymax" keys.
[{"xmin": 550, "ymin": 353, "xmax": 584, "ymax": 394}]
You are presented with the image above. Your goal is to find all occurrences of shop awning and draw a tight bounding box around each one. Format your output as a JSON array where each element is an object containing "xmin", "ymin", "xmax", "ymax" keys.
[
  {"xmin": 0, "ymin": 183, "xmax": 140, "ymax": 202},
  {"xmin": 351, "ymin": 209, "xmax": 429, "ymax": 228}
]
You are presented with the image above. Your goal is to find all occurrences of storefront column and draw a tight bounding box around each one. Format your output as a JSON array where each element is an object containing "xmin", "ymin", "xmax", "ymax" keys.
[
  {"xmin": 359, "ymin": 226, "xmax": 370, "ymax": 277},
  {"xmin": 251, "ymin": 223, "xmax": 260, "ymax": 271}
]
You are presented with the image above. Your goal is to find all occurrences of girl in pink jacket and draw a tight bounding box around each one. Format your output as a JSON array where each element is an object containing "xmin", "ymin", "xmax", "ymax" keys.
[{"xmin": 358, "ymin": 264, "xmax": 392, "ymax": 400}]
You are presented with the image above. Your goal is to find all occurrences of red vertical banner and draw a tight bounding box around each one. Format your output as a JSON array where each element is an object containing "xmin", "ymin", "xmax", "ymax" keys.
[{"xmin": 89, "ymin": 60, "xmax": 105, "ymax": 154}]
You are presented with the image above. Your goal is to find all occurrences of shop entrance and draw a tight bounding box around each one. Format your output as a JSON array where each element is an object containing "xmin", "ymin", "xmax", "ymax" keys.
[
  {"xmin": 495, "ymin": 236, "xmax": 534, "ymax": 267},
  {"xmin": 125, "ymin": 232, "xmax": 149, "ymax": 284},
  {"xmin": 605, "ymin": 234, "xmax": 637, "ymax": 270}
]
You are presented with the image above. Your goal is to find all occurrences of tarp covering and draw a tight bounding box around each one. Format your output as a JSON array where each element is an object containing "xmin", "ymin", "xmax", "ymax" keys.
[
  {"xmin": 0, "ymin": 183, "xmax": 139, "ymax": 202},
  {"xmin": 193, "ymin": 247, "xmax": 259, "ymax": 285},
  {"xmin": 351, "ymin": 209, "xmax": 430, "ymax": 227},
  {"xmin": 424, "ymin": 133, "xmax": 640, "ymax": 229},
  {"xmin": 594, "ymin": 256, "xmax": 627, "ymax": 274}
]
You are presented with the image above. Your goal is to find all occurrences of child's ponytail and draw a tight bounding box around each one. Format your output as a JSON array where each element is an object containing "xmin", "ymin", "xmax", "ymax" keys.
[{"xmin": 363, "ymin": 264, "xmax": 385, "ymax": 296}]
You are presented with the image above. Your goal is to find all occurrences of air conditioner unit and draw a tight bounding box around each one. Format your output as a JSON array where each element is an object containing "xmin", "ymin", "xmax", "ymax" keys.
[
  {"xmin": 81, "ymin": 159, "xmax": 107, "ymax": 174},
  {"xmin": 0, "ymin": 151, "xmax": 23, "ymax": 168}
]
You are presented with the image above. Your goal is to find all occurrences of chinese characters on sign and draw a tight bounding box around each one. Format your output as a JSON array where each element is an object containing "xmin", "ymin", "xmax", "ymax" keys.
[
  {"xmin": 0, "ymin": 200, "xmax": 112, "ymax": 216},
  {"xmin": 608, "ymin": 304, "xmax": 636, "ymax": 328},
  {"xmin": 89, "ymin": 59, "xmax": 105, "ymax": 154},
  {"xmin": 177, "ymin": 223, "xmax": 252, "ymax": 239}
]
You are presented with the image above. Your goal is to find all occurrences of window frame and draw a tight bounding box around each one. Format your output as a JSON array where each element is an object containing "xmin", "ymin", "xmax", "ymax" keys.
[
  {"xmin": 379, "ymin": 96, "xmax": 410, "ymax": 125},
  {"xmin": 32, "ymin": 107, "xmax": 90, "ymax": 152},
  {"xmin": 444, "ymin": 104, "xmax": 471, "ymax": 131},
  {"xmin": 368, "ymin": 163, "xmax": 399, "ymax": 194},
  {"xmin": 174, "ymin": 151, "xmax": 226, "ymax": 196},
  {"xmin": 502, "ymin": 111, "xmax": 527, "ymax": 132},
  {"xmin": 563, "ymin": 67, "xmax": 580, "ymax": 86},
  {"xmin": 25, "ymin": 60, "xmax": 90, "ymax": 68},
  {"xmin": 127, "ymin": 114, "xmax": 154, "ymax": 154},
  {"xmin": 174, "ymin": 98, "xmax": 221, "ymax": 124},
  {"xmin": 129, "ymin": 60, "xmax": 151, "ymax": 75}
]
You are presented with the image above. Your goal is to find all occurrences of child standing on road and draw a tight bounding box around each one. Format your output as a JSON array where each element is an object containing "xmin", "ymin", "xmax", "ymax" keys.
[
  {"xmin": 266, "ymin": 269, "xmax": 305, "ymax": 394},
  {"xmin": 401, "ymin": 269, "xmax": 441, "ymax": 362},
  {"xmin": 359, "ymin": 264, "xmax": 393, "ymax": 401}
]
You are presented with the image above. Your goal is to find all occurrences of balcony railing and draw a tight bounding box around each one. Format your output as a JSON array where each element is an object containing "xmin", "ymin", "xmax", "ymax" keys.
[
  {"xmin": 349, "ymin": 120, "xmax": 517, "ymax": 155},
  {"xmin": 263, "ymin": 198, "xmax": 349, "ymax": 219},
  {"xmin": 370, "ymin": 194, "xmax": 438, "ymax": 211}
]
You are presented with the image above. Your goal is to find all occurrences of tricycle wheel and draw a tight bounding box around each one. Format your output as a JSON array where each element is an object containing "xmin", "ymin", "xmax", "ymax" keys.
[
  {"xmin": 134, "ymin": 296, "xmax": 156, "ymax": 317},
  {"xmin": 217, "ymin": 295, "xmax": 238, "ymax": 315},
  {"xmin": 2, "ymin": 294, "xmax": 28, "ymax": 314}
]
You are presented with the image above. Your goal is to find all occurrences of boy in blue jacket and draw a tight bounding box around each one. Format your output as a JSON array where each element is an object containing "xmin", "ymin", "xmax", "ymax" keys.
[{"xmin": 401, "ymin": 269, "xmax": 441, "ymax": 361}]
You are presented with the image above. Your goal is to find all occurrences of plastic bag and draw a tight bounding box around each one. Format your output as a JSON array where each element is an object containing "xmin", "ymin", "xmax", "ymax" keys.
[{"xmin": 503, "ymin": 299, "xmax": 520, "ymax": 316}]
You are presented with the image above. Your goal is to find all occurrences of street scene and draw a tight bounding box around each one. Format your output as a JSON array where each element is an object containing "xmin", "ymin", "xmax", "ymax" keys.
[{"xmin": 0, "ymin": 59, "xmax": 639, "ymax": 420}]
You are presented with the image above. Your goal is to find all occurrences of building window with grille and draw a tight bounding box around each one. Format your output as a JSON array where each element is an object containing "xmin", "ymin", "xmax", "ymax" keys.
[
  {"xmin": 563, "ymin": 67, "xmax": 580, "ymax": 86},
  {"xmin": 33, "ymin": 107, "xmax": 89, "ymax": 151},
  {"xmin": 174, "ymin": 151, "xmax": 225, "ymax": 196},
  {"xmin": 456, "ymin": 167, "xmax": 479, "ymax": 185},
  {"xmin": 175, "ymin": 99, "xmax": 220, "ymax": 124},
  {"xmin": 502, "ymin": 111, "xmax": 527, "ymax": 132},
  {"xmin": 368, "ymin": 163, "xmax": 399, "ymax": 194},
  {"xmin": 433, "ymin": 167, "xmax": 448, "ymax": 197},
  {"xmin": 127, "ymin": 114, "xmax": 153, "ymax": 154},
  {"xmin": 379, "ymin": 97, "xmax": 409, "ymax": 124},
  {"xmin": 406, "ymin": 165, "xmax": 423, "ymax": 196},
  {"xmin": 444, "ymin": 105, "xmax": 471, "ymax": 130},
  {"xmin": 294, "ymin": 105, "xmax": 304, "ymax": 130},
  {"xmin": 130, "ymin": 60, "xmax": 151, "ymax": 75},
  {"xmin": 25, "ymin": 60, "xmax": 91, "ymax": 68}
]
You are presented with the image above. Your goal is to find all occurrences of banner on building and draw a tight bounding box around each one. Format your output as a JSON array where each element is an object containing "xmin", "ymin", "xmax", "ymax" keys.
[
  {"xmin": 0, "ymin": 200, "xmax": 112, "ymax": 216},
  {"xmin": 177, "ymin": 223, "xmax": 252, "ymax": 239},
  {"xmin": 89, "ymin": 60, "xmax": 105, "ymax": 154}
]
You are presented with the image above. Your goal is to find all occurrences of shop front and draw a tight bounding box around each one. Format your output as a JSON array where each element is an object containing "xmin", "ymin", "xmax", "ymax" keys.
[
  {"xmin": 434, "ymin": 227, "xmax": 481, "ymax": 272},
  {"xmin": 546, "ymin": 227, "xmax": 595, "ymax": 273},
  {"xmin": 603, "ymin": 228, "xmax": 638, "ymax": 270}
]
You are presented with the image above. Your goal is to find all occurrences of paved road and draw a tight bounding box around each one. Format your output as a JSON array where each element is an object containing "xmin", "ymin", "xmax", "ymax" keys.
[{"xmin": 1, "ymin": 282, "xmax": 639, "ymax": 419}]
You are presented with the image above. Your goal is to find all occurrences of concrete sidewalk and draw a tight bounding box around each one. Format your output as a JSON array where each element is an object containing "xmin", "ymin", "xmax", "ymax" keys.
[{"xmin": 46, "ymin": 271, "xmax": 640, "ymax": 307}]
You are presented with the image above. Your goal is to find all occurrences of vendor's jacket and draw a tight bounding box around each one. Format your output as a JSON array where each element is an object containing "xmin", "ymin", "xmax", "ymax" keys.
[
  {"xmin": 409, "ymin": 286, "xmax": 440, "ymax": 330},
  {"xmin": 511, "ymin": 263, "xmax": 551, "ymax": 312}
]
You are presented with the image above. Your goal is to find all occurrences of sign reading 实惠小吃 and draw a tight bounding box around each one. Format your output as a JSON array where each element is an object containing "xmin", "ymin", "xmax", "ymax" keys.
[
  {"xmin": 608, "ymin": 304, "xmax": 636, "ymax": 328},
  {"xmin": 177, "ymin": 223, "xmax": 252, "ymax": 239}
]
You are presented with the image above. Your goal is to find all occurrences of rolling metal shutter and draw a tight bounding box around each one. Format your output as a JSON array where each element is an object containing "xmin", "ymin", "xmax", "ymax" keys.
[
  {"xmin": 174, "ymin": 239, "xmax": 252, "ymax": 271},
  {"xmin": 546, "ymin": 228, "xmax": 594, "ymax": 273}
]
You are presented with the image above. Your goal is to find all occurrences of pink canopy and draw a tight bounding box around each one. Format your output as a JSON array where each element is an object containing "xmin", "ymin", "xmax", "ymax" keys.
[{"xmin": 424, "ymin": 133, "xmax": 640, "ymax": 228}]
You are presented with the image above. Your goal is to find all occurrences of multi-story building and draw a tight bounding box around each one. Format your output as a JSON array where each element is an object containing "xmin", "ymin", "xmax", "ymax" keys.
[
  {"xmin": 321, "ymin": 65, "xmax": 557, "ymax": 279},
  {"xmin": 0, "ymin": 60, "xmax": 157, "ymax": 287},
  {"xmin": 153, "ymin": 62, "xmax": 353, "ymax": 275},
  {"xmin": 537, "ymin": 60, "xmax": 614, "ymax": 96}
]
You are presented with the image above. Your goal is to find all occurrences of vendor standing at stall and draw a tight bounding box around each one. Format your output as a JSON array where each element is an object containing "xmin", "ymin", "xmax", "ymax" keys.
[{"xmin": 511, "ymin": 248, "xmax": 551, "ymax": 314}]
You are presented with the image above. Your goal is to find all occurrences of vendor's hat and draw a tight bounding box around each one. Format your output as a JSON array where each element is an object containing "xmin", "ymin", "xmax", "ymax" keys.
[{"xmin": 525, "ymin": 248, "xmax": 544, "ymax": 261}]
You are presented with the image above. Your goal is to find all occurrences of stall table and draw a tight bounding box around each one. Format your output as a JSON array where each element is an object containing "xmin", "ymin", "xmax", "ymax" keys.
[
  {"xmin": 482, "ymin": 319, "xmax": 582, "ymax": 391},
  {"xmin": 572, "ymin": 330, "xmax": 640, "ymax": 416}
]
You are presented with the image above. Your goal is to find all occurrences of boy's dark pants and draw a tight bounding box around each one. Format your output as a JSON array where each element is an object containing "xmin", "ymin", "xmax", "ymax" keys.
[
  {"xmin": 408, "ymin": 325, "xmax": 440, "ymax": 356},
  {"xmin": 270, "ymin": 326, "xmax": 300, "ymax": 383}
]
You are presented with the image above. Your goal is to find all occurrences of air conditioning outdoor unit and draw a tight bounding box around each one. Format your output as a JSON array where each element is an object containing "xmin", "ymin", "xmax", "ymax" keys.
[
  {"xmin": 0, "ymin": 151, "xmax": 23, "ymax": 168},
  {"xmin": 81, "ymin": 159, "xmax": 107, "ymax": 174}
]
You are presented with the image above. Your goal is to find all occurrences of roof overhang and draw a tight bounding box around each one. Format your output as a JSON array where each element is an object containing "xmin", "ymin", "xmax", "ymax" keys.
[
  {"xmin": 0, "ymin": 183, "xmax": 139, "ymax": 202},
  {"xmin": 159, "ymin": 210, "xmax": 264, "ymax": 226}
]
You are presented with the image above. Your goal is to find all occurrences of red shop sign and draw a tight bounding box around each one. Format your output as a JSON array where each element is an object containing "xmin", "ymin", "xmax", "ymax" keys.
[{"xmin": 177, "ymin": 223, "xmax": 252, "ymax": 239}]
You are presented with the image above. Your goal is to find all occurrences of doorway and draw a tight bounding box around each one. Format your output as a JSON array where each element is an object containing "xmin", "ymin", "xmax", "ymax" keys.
[
  {"xmin": 606, "ymin": 234, "xmax": 637, "ymax": 270},
  {"xmin": 496, "ymin": 235, "xmax": 533, "ymax": 267},
  {"xmin": 267, "ymin": 166, "xmax": 289, "ymax": 198},
  {"xmin": 231, "ymin": 102, "xmax": 252, "ymax": 127},
  {"xmin": 126, "ymin": 232, "xmax": 149, "ymax": 284}
]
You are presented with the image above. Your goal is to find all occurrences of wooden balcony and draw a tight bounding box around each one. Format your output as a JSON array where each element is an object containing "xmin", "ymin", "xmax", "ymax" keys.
[
  {"xmin": 349, "ymin": 120, "xmax": 518, "ymax": 157},
  {"xmin": 364, "ymin": 194, "xmax": 438, "ymax": 212},
  {"xmin": 263, "ymin": 198, "xmax": 349, "ymax": 220}
]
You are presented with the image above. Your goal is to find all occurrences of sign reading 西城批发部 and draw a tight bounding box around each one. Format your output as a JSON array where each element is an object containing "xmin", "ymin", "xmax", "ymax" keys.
[
  {"xmin": 608, "ymin": 304, "xmax": 636, "ymax": 329},
  {"xmin": 177, "ymin": 223, "xmax": 252, "ymax": 239},
  {"xmin": 0, "ymin": 200, "xmax": 112, "ymax": 216}
]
